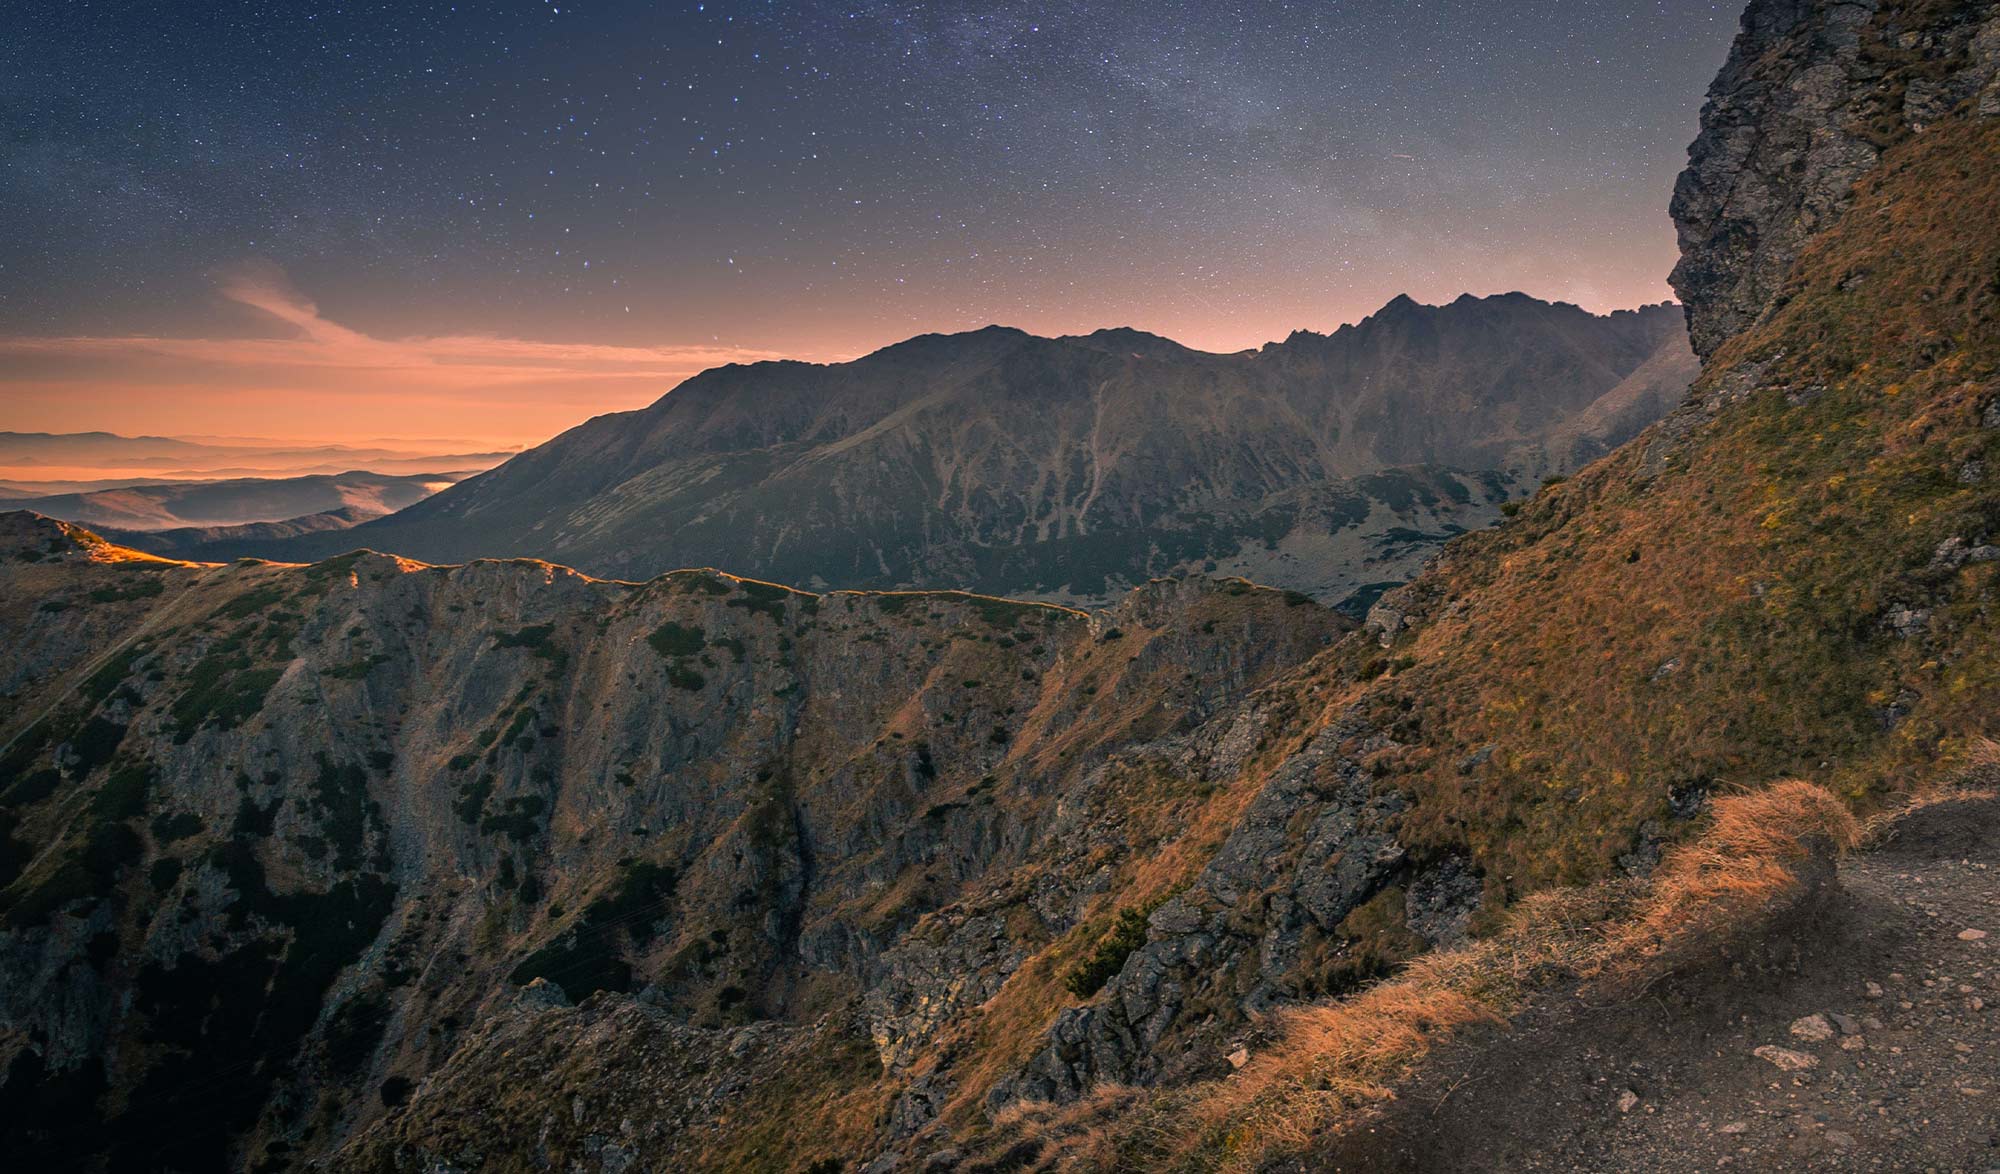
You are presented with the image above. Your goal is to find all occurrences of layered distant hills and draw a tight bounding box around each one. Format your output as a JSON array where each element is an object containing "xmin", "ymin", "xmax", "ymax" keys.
[
  {"xmin": 0, "ymin": 432, "xmax": 514, "ymax": 483},
  {"xmin": 0, "ymin": 470, "xmax": 467, "ymax": 533},
  {"xmin": 199, "ymin": 293, "xmax": 1695, "ymax": 606}
]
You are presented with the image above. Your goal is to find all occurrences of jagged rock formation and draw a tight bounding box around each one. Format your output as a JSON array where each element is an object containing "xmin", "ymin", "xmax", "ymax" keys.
[
  {"xmin": 1671, "ymin": 0, "xmax": 2000, "ymax": 359},
  {"xmin": 199, "ymin": 295, "xmax": 1693, "ymax": 608},
  {"xmin": 972, "ymin": 0, "xmax": 2000, "ymax": 1163}
]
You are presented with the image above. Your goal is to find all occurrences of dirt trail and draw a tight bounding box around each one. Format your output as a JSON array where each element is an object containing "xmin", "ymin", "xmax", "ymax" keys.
[{"xmin": 1311, "ymin": 798, "xmax": 2000, "ymax": 1172}]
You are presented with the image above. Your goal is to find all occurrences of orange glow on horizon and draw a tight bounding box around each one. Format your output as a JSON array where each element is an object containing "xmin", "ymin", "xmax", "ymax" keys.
[
  {"xmin": 0, "ymin": 264, "xmax": 1681, "ymax": 454},
  {"xmin": 0, "ymin": 268, "xmax": 803, "ymax": 450}
]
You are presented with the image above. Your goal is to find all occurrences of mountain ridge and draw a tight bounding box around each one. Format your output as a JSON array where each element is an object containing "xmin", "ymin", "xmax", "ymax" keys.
[{"xmin": 198, "ymin": 293, "xmax": 1693, "ymax": 607}]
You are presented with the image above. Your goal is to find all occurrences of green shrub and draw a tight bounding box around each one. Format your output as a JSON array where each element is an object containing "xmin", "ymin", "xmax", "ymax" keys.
[
  {"xmin": 82, "ymin": 648, "xmax": 142, "ymax": 707},
  {"xmin": 92, "ymin": 763, "xmax": 154, "ymax": 822},
  {"xmin": 217, "ymin": 583, "xmax": 286, "ymax": 619},
  {"xmin": 171, "ymin": 651, "xmax": 282, "ymax": 741},
  {"xmin": 4, "ymin": 769, "xmax": 63, "ymax": 808},
  {"xmin": 453, "ymin": 775, "xmax": 494, "ymax": 826},
  {"xmin": 508, "ymin": 860, "xmax": 679, "ymax": 997},
  {"xmin": 1063, "ymin": 908, "xmax": 1152, "ymax": 998},
  {"xmin": 88, "ymin": 577, "xmax": 166, "ymax": 604},
  {"xmin": 70, "ymin": 718, "xmax": 128, "ymax": 776},
  {"xmin": 480, "ymin": 795, "xmax": 546, "ymax": 841},
  {"xmin": 323, "ymin": 654, "xmax": 390, "ymax": 680},
  {"xmin": 309, "ymin": 755, "xmax": 375, "ymax": 871},
  {"xmin": 493, "ymin": 624, "xmax": 566, "ymax": 672},
  {"xmin": 148, "ymin": 857, "xmax": 183, "ymax": 892},
  {"xmin": 727, "ymin": 581, "xmax": 792, "ymax": 621},
  {"xmin": 151, "ymin": 812, "xmax": 204, "ymax": 840},
  {"xmin": 647, "ymin": 622, "xmax": 707, "ymax": 658}
]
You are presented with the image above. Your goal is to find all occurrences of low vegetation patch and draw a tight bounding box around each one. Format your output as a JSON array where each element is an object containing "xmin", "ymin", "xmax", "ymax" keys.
[
  {"xmin": 508, "ymin": 859, "xmax": 680, "ymax": 998},
  {"xmin": 88, "ymin": 576, "xmax": 166, "ymax": 604},
  {"xmin": 646, "ymin": 621, "xmax": 706, "ymax": 658},
  {"xmin": 1062, "ymin": 907, "xmax": 1151, "ymax": 997},
  {"xmin": 725, "ymin": 580, "xmax": 794, "ymax": 621},
  {"xmin": 171, "ymin": 647, "xmax": 283, "ymax": 741}
]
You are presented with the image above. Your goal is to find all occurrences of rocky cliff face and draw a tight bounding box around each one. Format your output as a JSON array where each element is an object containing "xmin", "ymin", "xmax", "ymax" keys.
[
  {"xmin": 1671, "ymin": 0, "xmax": 2000, "ymax": 359},
  {"xmin": 0, "ymin": 514, "xmax": 1352, "ymax": 1169},
  {"xmin": 193, "ymin": 295, "xmax": 1693, "ymax": 609}
]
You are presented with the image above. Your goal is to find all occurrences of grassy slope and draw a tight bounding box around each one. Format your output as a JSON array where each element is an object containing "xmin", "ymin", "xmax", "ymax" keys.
[{"xmin": 1350, "ymin": 118, "xmax": 2000, "ymax": 902}]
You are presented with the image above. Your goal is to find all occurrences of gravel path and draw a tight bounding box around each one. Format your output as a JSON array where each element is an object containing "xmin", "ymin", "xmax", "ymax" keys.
[{"xmin": 1310, "ymin": 797, "xmax": 2000, "ymax": 1172}]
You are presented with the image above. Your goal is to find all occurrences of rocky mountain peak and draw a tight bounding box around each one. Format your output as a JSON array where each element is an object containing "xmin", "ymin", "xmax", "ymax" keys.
[
  {"xmin": 0, "ymin": 511, "xmax": 156, "ymax": 565},
  {"xmin": 1671, "ymin": 0, "xmax": 2000, "ymax": 360}
]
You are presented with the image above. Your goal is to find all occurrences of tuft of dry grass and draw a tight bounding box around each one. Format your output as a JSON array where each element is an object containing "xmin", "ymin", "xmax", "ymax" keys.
[{"xmin": 1597, "ymin": 780, "xmax": 1859, "ymax": 981}]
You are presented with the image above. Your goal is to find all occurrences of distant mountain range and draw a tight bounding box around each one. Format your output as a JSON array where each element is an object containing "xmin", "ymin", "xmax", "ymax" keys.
[
  {"xmin": 0, "ymin": 470, "xmax": 468, "ymax": 533},
  {"xmin": 0, "ymin": 432, "xmax": 515, "ymax": 483},
  {"xmin": 191, "ymin": 293, "xmax": 1696, "ymax": 606}
]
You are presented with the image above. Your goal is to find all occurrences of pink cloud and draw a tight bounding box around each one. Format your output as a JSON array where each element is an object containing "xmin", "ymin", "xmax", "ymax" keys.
[{"xmin": 0, "ymin": 269, "xmax": 807, "ymax": 446}]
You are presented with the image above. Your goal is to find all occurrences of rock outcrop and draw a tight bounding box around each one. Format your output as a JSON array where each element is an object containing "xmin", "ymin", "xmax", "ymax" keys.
[{"xmin": 1671, "ymin": 0, "xmax": 2000, "ymax": 359}]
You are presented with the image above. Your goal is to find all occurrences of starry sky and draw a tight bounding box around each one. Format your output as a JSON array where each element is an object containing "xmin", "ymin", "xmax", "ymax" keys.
[{"xmin": 1, "ymin": 0, "xmax": 1741, "ymax": 448}]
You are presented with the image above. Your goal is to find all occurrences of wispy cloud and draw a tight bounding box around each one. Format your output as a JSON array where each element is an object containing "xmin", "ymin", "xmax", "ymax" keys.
[{"xmin": 0, "ymin": 267, "xmax": 800, "ymax": 446}]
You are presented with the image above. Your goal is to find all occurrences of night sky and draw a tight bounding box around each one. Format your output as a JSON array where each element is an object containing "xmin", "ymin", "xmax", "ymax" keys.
[{"xmin": 2, "ymin": 1, "xmax": 1740, "ymax": 446}]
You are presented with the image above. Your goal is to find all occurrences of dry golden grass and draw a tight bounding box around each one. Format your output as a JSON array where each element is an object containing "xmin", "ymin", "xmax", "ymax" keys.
[
  {"xmin": 944, "ymin": 119, "xmax": 2000, "ymax": 1174},
  {"xmin": 1860, "ymin": 735, "xmax": 2000, "ymax": 844},
  {"xmin": 982, "ymin": 780, "xmax": 1865, "ymax": 1173},
  {"xmin": 1597, "ymin": 780, "xmax": 1859, "ymax": 981},
  {"xmin": 934, "ymin": 680, "xmax": 1337, "ymax": 1133},
  {"xmin": 1310, "ymin": 118, "xmax": 2000, "ymax": 900}
]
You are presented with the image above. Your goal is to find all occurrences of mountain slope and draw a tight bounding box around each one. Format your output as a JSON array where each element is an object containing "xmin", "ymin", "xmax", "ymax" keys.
[
  {"xmin": 335, "ymin": 2, "xmax": 2000, "ymax": 1167},
  {"xmin": 0, "ymin": 432, "xmax": 514, "ymax": 482},
  {"xmin": 0, "ymin": 513, "xmax": 1346, "ymax": 1171},
  {"xmin": 916, "ymin": 4, "xmax": 2000, "ymax": 1166},
  {"xmin": 209, "ymin": 296, "xmax": 1692, "ymax": 606},
  {"xmin": 1307, "ymin": 794, "xmax": 2000, "ymax": 1172},
  {"xmin": 2, "ymin": 1, "xmax": 1995, "ymax": 1171}
]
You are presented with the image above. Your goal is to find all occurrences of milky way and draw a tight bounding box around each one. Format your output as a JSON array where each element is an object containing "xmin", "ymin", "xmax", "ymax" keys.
[{"xmin": 1, "ymin": 1, "xmax": 1740, "ymax": 439}]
